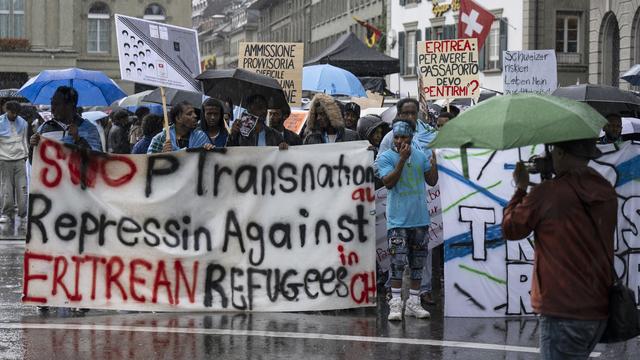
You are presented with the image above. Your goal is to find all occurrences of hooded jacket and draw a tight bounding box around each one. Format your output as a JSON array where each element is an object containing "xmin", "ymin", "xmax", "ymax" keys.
[
  {"xmin": 502, "ymin": 167, "xmax": 617, "ymax": 320},
  {"xmin": 303, "ymin": 94, "xmax": 359, "ymax": 144}
]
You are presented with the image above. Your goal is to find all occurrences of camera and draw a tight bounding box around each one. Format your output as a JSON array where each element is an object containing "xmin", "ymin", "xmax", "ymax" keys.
[{"xmin": 524, "ymin": 154, "xmax": 554, "ymax": 180}]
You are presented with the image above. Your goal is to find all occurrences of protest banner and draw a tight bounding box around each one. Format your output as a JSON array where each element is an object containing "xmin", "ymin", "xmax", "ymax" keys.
[
  {"xmin": 418, "ymin": 38, "xmax": 480, "ymax": 100},
  {"xmin": 24, "ymin": 140, "xmax": 376, "ymax": 312},
  {"xmin": 238, "ymin": 42, "xmax": 304, "ymax": 107},
  {"xmin": 502, "ymin": 50, "xmax": 557, "ymax": 94},
  {"xmin": 439, "ymin": 142, "xmax": 640, "ymax": 317},
  {"xmin": 375, "ymin": 184, "xmax": 443, "ymax": 272},
  {"xmin": 115, "ymin": 14, "xmax": 202, "ymax": 93}
]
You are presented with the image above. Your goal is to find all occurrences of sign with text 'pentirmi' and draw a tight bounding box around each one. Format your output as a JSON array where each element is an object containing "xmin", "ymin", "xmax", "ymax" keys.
[
  {"xmin": 418, "ymin": 38, "xmax": 480, "ymax": 100},
  {"xmin": 115, "ymin": 14, "xmax": 202, "ymax": 92},
  {"xmin": 24, "ymin": 140, "xmax": 376, "ymax": 311},
  {"xmin": 238, "ymin": 42, "xmax": 304, "ymax": 107}
]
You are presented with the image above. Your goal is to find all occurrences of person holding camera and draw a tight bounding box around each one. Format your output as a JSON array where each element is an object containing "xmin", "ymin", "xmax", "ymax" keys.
[{"xmin": 502, "ymin": 138, "xmax": 617, "ymax": 360}]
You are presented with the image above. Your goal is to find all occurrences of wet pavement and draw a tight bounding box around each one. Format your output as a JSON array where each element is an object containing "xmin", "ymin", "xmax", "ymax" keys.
[{"xmin": 1, "ymin": 240, "xmax": 638, "ymax": 359}]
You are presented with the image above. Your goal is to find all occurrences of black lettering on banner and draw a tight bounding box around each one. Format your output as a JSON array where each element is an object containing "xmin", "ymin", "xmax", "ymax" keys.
[
  {"xmin": 197, "ymin": 151, "xmax": 208, "ymax": 195},
  {"xmin": 332, "ymin": 154, "xmax": 351, "ymax": 186},
  {"xmin": 143, "ymin": 218, "xmax": 161, "ymax": 246},
  {"xmin": 231, "ymin": 268, "xmax": 248, "ymax": 310},
  {"xmin": 181, "ymin": 216, "xmax": 191, "ymax": 251},
  {"xmin": 247, "ymin": 222, "xmax": 265, "ymax": 266},
  {"xmin": 163, "ymin": 219, "xmax": 181, "ymax": 248},
  {"xmin": 315, "ymin": 220, "xmax": 331, "ymax": 245},
  {"xmin": 117, "ymin": 217, "xmax": 141, "ymax": 247},
  {"xmin": 223, "ymin": 210, "xmax": 246, "ymax": 253},
  {"xmin": 193, "ymin": 227, "xmax": 213, "ymax": 252},
  {"xmin": 317, "ymin": 165, "xmax": 334, "ymax": 187},
  {"xmin": 506, "ymin": 263, "xmax": 534, "ymax": 315},
  {"xmin": 303, "ymin": 269, "xmax": 320, "ymax": 299},
  {"xmin": 146, "ymin": 155, "xmax": 180, "ymax": 197},
  {"xmin": 320, "ymin": 267, "xmax": 336, "ymax": 295},
  {"xmin": 269, "ymin": 223, "xmax": 291, "ymax": 249},
  {"xmin": 459, "ymin": 206, "xmax": 496, "ymax": 261},
  {"xmin": 235, "ymin": 165, "xmax": 258, "ymax": 194},
  {"xmin": 301, "ymin": 164, "xmax": 315, "ymax": 191},
  {"xmin": 337, "ymin": 205, "xmax": 370, "ymax": 243},
  {"xmin": 298, "ymin": 209, "xmax": 308, "ymax": 247},
  {"xmin": 204, "ymin": 263, "xmax": 227, "ymax": 308},
  {"xmin": 353, "ymin": 166, "xmax": 365, "ymax": 185},
  {"xmin": 280, "ymin": 269, "xmax": 300, "ymax": 301},
  {"xmin": 261, "ymin": 165, "xmax": 276, "ymax": 196},
  {"xmin": 98, "ymin": 214, "xmax": 116, "ymax": 246},
  {"xmin": 55, "ymin": 213, "xmax": 77, "ymax": 242},
  {"xmin": 265, "ymin": 268, "xmax": 278, "ymax": 302},
  {"xmin": 277, "ymin": 163, "xmax": 297, "ymax": 193},
  {"xmin": 247, "ymin": 268, "xmax": 268, "ymax": 310},
  {"xmin": 27, "ymin": 193, "xmax": 52, "ymax": 244},
  {"xmin": 335, "ymin": 266, "xmax": 349, "ymax": 297},
  {"xmin": 79, "ymin": 212, "xmax": 100, "ymax": 253}
]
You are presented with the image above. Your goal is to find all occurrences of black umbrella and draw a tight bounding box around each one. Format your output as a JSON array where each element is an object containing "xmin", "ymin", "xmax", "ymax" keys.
[
  {"xmin": 0, "ymin": 88, "xmax": 28, "ymax": 102},
  {"xmin": 142, "ymin": 88, "xmax": 206, "ymax": 109},
  {"xmin": 552, "ymin": 84, "xmax": 640, "ymax": 116},
  {"xmin": 196, "ymin": 69, "xmax": 289, "ymax": 112}
]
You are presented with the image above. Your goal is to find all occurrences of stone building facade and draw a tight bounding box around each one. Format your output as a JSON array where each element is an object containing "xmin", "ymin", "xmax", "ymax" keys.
[{"xmin": 0, "ymin": 1, "xmax": 191, "ymax": 93}]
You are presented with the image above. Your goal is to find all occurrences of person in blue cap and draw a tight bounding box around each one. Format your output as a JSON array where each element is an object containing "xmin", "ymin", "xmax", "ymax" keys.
[{"xmin": 374, "ymin": 119, "xmax": 438, "ymax": 322}]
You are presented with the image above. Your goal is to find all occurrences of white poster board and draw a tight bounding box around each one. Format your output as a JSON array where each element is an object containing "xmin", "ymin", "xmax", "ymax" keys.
[
  {"xmin": 115, "ymin": 14, "xmax": 202, "ymax": 92},
  {"xmin": 502, "ymin": 50, "xmax": 557, "ymax": 94}
]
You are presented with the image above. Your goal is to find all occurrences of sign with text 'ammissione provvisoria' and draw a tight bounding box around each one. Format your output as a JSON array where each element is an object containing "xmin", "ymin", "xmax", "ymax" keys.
[
  {"xmin": 115, "ymin": 14, "xmax": 202, "ymax": 93},
  {"xmin": 238, "ymin": 42, "xmax": 304, "ymax": 107},
  {"xmin": 24, "ymin": 140, "xmax": 376, "ymax": 311},
  {"xmin": 418, "ymin": 38, "xmax": 480, "ymax": 100}
]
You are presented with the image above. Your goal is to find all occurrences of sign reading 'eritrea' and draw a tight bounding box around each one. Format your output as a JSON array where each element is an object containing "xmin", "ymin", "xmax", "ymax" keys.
[{"xmin": 418, "ymin": 38, "xmax": 480, "ymax": 100}]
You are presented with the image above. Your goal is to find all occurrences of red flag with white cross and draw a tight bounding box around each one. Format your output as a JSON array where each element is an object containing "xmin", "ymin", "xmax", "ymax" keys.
[{"xmin": 458, "ymin": 0, "xmax": 496, "ymax": 51}]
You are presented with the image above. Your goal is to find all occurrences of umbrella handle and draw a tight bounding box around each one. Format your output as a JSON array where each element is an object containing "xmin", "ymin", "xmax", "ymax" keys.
[{"xmin": 160, "ymin": 87, "xmax": 171, "ymax": 142}]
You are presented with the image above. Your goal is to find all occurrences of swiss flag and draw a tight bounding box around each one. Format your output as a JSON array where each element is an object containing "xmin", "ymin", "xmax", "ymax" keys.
[{"xmin": 458, "ymin": 0, "xmax": 496, "ymax": 51}]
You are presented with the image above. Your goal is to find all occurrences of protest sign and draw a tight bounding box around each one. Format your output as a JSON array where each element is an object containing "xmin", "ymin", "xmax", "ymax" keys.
[
  {"xmin": 418, "ymin": 38, "xmax": 480, "ymax": 100},
  {"xmin": 440, "ymin": 142, "xmax": 640, "ymax": 317},
  {"xmin": 283, "ymin": 110, "xmax": 308, "ymax": 135},
  {"xmin": 238, "ymin": 112, "xmax": 259, "ymax": 137},
  {"xmin": 502, "ymin": 50, "xmax": 557, "ymax": 94},
  {"xmin": 238, "ymin": 42, "xmax": 304, "ymax": 107},
  {"xmin": 24, "ymin": 140, "xmax": 376, "ymax": 312},
  {"xmin": 115, "ymin": 14, "xmax": 202, "ymax": 92}
]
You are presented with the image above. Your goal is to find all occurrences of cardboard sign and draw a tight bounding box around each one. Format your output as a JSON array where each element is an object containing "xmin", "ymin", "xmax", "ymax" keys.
[
  {"xmin": 115, "ymin": 14, "xmax": 202, "ymax": 92},
  {"xmin": 440, "ymin": 142, "xmax": 640, "ymax": 317},
  {"xmin": 502, "ymin": 50, "xmax": 557, "ymax": 94},
  {"xmin": 238, "ymin": 42, "xmax": 304, "ymax": 107},
  {"xmin": 24, "ymin": 140, "xmax": 376, "ymax": 312},
  {"xmin": 418, "ymin": 38, "xmax": 480, "ymax": 100},
  {"xmin": 283, "ymin": 110, "xmax": 308, "ymax": 135}
]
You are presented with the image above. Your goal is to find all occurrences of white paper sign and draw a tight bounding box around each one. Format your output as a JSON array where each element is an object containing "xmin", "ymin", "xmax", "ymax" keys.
[
  {"xmin": 24, "ymin": 140, "xmax": 377, "ymax": 312},
  {"xmin": 502, "ymin": 50, "xmax": 557, "ymax": 94},
  {"xmin": 115, "ymin": 14, "xmax": 202, "ymax": 92}
]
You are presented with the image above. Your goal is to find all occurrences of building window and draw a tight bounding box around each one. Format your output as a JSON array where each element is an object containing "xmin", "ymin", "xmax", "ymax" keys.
[
  {"xmin": 87, "ymin": 2, "xmax": 110, "ymax": 53},
  {"xmin": 481, "ymin": 19, "xmax": 506, "ymax": 71},
  {"xmin": 0, "ymin": 0, "xmax": 25, "ymax": 38},
  {"xmin": 144, "ymin": 3, "xmax": 166, "ymax": 22},
  {"xmin": 556, "ymin": 14, "xmax": 579, "ymax": 53},
  {"xmin": 405, "ymin": 30, "xmax": 416, "ymax": 75}
]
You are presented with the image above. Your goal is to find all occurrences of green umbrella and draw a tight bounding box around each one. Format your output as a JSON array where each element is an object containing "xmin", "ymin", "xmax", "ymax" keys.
[{"xmin": 429, "ymin": 94, "xmax": 608, "ymax": 177}]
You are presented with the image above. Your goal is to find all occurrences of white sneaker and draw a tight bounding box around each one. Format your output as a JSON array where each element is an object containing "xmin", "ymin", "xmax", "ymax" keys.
[
  {"xmin": 0, "ymin": 215, "xmax": 9, "ymax": 223},
  {"xmin": 405, "ymin": 297, "xmax": 431, "ymax": 319},
  {"xmin": 387, "ymin": 297, "xmax": 403, "ymax": 321}
]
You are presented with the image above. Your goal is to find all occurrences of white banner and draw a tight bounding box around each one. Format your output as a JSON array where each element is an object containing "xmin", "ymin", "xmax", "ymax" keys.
[
  {"xmin": 441, "ymin": 142, "xmax": 640, "ymax": 317},
  {"xmin": 24, "ymin": 140, "xmax": 376, "ymax": 312},
  {"xmin": 115, "ymin": 14, "xmax": 202, "ymax": 92},
  {"xmin": 502, "ymin": 50, "xmax": 557, "ymax": 94}
]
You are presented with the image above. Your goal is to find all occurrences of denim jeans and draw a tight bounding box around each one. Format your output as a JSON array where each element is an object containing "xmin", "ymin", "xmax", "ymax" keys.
[
  {"xmin": 387, "ymin": 226, "xmax": 428, "ymax": 281},
  {"xmin": 419, "ymin": 250, "xmax": 432, "ymax": 295},
  {"xmin": 539, "ymin": 315, "xmax": 607, "ymax": 360}
]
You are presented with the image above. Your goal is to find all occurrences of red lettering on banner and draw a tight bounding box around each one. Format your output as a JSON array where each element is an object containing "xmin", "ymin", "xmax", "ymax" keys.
[
  {"xmin": 39, "ymin": 140, "xmax": 65, "ymax": 188},
  {"xmin": 86, "ymin": 255, "xmax": 107, "ymax": 300},
  {"xmin": 106, "ymin": 256, "xmax": 127, "ymax": 300},
  {"xmin": 37, "ymin": 139, "xmax": 137, "ymax": 189},
  {"xmin": 130, "ymin": 259, "xmax": 152, "ymax": 303},
  {"xmin": 174, "ymin": 260, "xmax": 198, "ymax": 305},
  {"xmin": 22, "ymin": 252, "xmax": 53, "ymax": 303},
  {"xmin": 351, "ymin": 187, "xmax": 375, "ymax": 202},
  {"xmin": 350, "ymin": 271, "xmax": 376, "ymax": 304},
  {"xmin": 52, "ymin": 256, "xmax": 78, "ymax": 300},
  {"xmin": 425, "ymin": 39, "xmax": 473, "ymax": 53},
  {"xmin": 152, "ymin": 260, "xmax": 174, "ymax": 305},
  {"xmin": 70, "ymin": 256, "xmax": 85, "ymax": 301},
  {"xmin": 423, "ymin": 85, "xmax": 469, "ymax": 98}
]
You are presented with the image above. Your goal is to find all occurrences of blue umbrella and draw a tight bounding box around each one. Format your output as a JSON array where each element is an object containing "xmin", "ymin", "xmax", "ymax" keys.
[
  {"xmin": 302, "ymin": 64, "xmax": 366, "ymax": 97},
  {"xmin": 18, "ymin": 68, "xmax": 127, "ymax": 106},
  {"xmin": 621, "ymin": 64, "xmax": 640, "ymax": 85}
]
